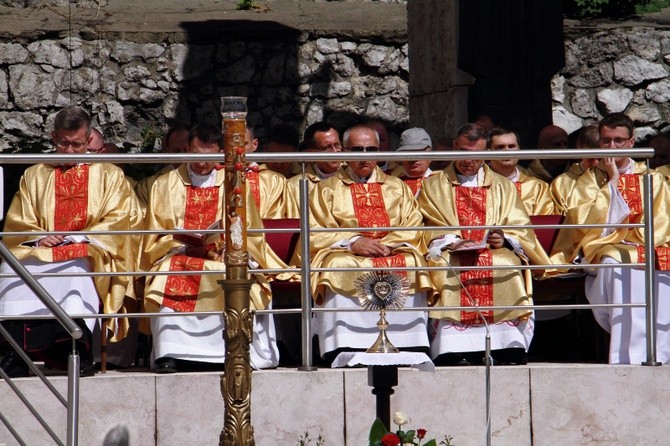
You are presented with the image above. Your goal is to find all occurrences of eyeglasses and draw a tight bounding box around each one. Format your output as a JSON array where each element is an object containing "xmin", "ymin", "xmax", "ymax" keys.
[
  {"xmin": 315, "ymin": 143, "xmax": 342, "ymax": 152},
  {"xmin": 601, "ymin": 137, "xmax": 631, "ymax": 147},
  {"xmin": 346, "ymin": 146, "xmax": 379, "ymax": 152},
  {"xmin": 55, "ymin": 140, "xmax": 87, "ymax": 150}
]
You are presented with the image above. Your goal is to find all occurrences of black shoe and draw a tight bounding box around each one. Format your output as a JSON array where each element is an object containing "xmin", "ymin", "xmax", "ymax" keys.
[
  {"xmin": 433, "ymin": 353, "xmax": 471, "ymax": 366},
  {"xmin": 492, "ymin": 348, "xmax": 528, "ymax": 365},
  {"xmin": 80, "ymin": 359, "xmax": 96, "ymax": 377},
  {"xmin": 155, "ymin": 357, "xmax": 178, "ymax": 374},
  {"xmin": 0, "ymin": 353, "xmax": 29, "ymax": 378}
]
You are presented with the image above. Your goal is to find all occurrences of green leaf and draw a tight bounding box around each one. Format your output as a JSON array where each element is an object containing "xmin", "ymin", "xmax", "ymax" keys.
[
  {"xmin": 400, "ymin": 430, "xmax": 416, "ymax": 442},
  {"xmin": 424, "ymin": 440, "xmax": 438, "ymax": 446},
  {"xmin": 369, "ymin": 418, "xmax": 387, "ymax": 445}
]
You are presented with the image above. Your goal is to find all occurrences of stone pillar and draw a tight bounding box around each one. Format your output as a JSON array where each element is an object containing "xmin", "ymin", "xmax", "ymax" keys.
[{"xmin": 407, "ymin": 0, "xmax": 473, "ymax": 142}]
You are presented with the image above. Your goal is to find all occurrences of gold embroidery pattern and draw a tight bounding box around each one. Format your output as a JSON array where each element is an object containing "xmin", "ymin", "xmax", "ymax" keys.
[
  {"xmin": 455, "ymin": 186, "xmax": 493, "ymax": 323},
  {"xmin": 55, "ymin": 165, "xmax": 88, "ymax": 232},
  {"xmin": 163, "ymin": 255, "xmax": 205, "ymax": 312},
  {"xmin": 184, "ymin": 186, "xmax": 219, "ymax": 230},
  {"xmin": 618, "ymin": 174, "xmax": 642, "ymax": 221},
  {"xmin": 350, "ymin": 183, "xmax": 391, "ymax": 239}
]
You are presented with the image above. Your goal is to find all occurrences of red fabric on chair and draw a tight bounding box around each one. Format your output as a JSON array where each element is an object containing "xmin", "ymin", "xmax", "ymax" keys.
[
  {"xmin": 529, "ymin": 214, "xmax": 564, "ymax": 255},
  {"xmin": 263, "ymin": 218, "xmax": 301, "ymax": 309},
  {"xmin": 262, "ymin": 218, "xmax": 300, "ymax": 264}
]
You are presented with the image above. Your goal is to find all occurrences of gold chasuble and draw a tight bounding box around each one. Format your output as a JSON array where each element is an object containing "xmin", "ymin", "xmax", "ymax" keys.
[
  {"xmin": 246, "ymin": 163, "xmax": 287, "ymax": 219},
  {"xmin": 514, "ymin": 166, "xmax": 555, "ymax": 216},
  {"xmin": 309, "ymin": 166, "xmax": 432, "ymax": 305},
  {"xmin": 141, "ymin": 164, "xmax": 290, "ymax": 316},
  {"xmin": 569, "ymin": 162, "xmax": 670, "ymax": 270},
  {"xmin": 417, "ymin": 164, "xmax": 551, "ymax": 324},
  {"xmin": 549, "ymin": 162, "xmax": 586, "ymax": 216},
  {"xmin": 388, "ymin": 165, "xmax": 435, "ymax": 198},
  {"xmin": 3, "ymin": 163, "xmax": 141, "ymax": 340},
  {"xmin": 285, "ymin": 163, "xmax": 323, "ymax": 219}
]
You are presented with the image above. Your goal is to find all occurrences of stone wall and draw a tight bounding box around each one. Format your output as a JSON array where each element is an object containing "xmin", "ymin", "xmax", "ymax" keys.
[
  {"xmin": 3, "ymin": 11, "xmax": 670, "ymax": 154},
  {"xmin": 0, "ymin": 31, "xmax": 409, "ymax": 153},
  {"xmin": 553, "ymin": 24, "xmax": 670, "ymax": 140}
]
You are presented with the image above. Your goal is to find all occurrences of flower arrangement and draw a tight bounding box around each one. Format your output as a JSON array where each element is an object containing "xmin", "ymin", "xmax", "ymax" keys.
[{"xmin": 368, "ymin": 412, "xmax": 455, "ymax": 446}]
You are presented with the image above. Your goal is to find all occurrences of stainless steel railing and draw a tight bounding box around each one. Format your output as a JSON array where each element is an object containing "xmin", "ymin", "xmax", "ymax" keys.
[{"xmin": 0, "ymin": 148, "xmax": 659, "ymax": 444}]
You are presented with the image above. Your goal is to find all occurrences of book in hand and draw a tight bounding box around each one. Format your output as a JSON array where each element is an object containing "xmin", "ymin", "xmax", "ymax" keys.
[
  {"xmin": 173, "ymin": 220, "xmax": 223, "ymax": 247},
  {"xmin": 448, "ymin": 230, "xmax": 489, "ymax": 252}
]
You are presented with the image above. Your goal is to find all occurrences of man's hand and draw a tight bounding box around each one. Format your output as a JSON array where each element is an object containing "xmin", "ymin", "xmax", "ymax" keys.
[
  {"xmin": 186, "ymin": 244, "xmax": 222, "ymax": 260},
  {"xmin": 351, "ymin": 237, "xmax": 392, "ymax": 257},
  {"xmin": 487, "ymin": 229, "xmax": 505, "ymax": 249},
  {"xmin": 447, "ymin": 239, "xmax": 480, "ymax": 250},
  {"xmin": 38, "ymin": 235, "xmax": 66, "ymax": 247},
  {"xmin": 600, "ymin": 157, "xmax": 619, "ymax": 184}
]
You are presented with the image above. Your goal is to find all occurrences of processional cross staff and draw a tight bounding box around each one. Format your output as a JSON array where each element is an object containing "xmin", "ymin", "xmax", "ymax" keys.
[{"xmin": 219, "ymin": 96, "xmax": 255, "ymax": 446}]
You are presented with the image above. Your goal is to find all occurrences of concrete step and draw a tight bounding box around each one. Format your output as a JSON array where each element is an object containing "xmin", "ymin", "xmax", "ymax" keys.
[{"xmin": 0, "ymin": 363, "xmax": 667, "ymax": 445}]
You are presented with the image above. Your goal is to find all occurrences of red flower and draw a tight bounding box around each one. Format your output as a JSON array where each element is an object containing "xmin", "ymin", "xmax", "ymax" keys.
[
  {"xmin": 417, "ymin": 428, "xmax": 427, "ymax": 439},
  {"xmin": 381, "ymin": 433, "xmax": 401, "ymax": 446}
]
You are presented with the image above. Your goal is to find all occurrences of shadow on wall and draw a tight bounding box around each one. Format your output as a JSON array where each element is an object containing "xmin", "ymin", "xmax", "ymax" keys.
[
  {"xmin": 177, "ymin": 20, "xmax": 403, "ymax": 147},
  {"xmin": 458, "ymin": 0, "xmax": 564, "ymax": 149}
]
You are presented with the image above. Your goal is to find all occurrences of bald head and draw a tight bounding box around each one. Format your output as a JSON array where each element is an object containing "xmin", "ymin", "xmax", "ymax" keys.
[{"xmin": 537, "ymin": 125, "xmax": 569, "ymax": 150}]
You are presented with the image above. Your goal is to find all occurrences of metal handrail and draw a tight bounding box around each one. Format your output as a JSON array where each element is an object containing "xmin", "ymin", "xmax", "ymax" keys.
[
  {"xmin": 0, "ymin": 147, "xmax": 654, "ymax": 164},
  {"xmin": 0, "ymin": 148, "xmax": 660, "ymax": 445}
]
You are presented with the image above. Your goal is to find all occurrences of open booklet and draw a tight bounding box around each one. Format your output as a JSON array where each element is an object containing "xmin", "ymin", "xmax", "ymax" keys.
[
  {"xmin": 173, "ymin": 220, "xmax": 223, "ymax": 247},
  {"xmin": 448, "ymin": 230, "xmax": 489, "ymax": 252}
]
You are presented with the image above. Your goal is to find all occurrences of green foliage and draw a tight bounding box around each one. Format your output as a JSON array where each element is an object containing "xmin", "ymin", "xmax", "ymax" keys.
[
  {"xmin": 297, "ymin": 431, "xmax": 324, "ymax": 446},
  {"xmin": 636, "ymin": 0, "xmax": 670, "ymax": 13},
  {"xmin": 139, "ymin": 126, "xmax": 160, "ymax": 152},
  {"xmin": 369, "ymin": 418, "xmax": 388, "ymax": 445},
  {"xmin": 439, "ymin": 436, "xmax": 455, "ymax": 446},
  {"xmin": 236, "ymin": 0, "xmax": 257, "ymax": 10},
  {"xmin": 368, "ymin": 417, "xmax": 443, "ymax": 446},
  {"xmin": 564, "ymin": 0, "xmax": 651, "ymax": 18}
]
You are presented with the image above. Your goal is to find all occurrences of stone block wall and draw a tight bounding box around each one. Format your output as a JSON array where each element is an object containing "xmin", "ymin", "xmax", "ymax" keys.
[
  {"xmin": 0, "ymin": 32, "xmax": 409, "ymax": 153},
  {"xmin": 553, "ymin": 25, "xmax": 670, "ymax": 140},
  {"xmin": 3, "ymin": 14, "xmax": 670, "ymax": 154}
]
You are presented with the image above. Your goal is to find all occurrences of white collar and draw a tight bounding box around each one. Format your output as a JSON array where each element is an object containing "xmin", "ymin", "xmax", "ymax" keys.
[{"xmin": 187, "ymin": 165, "xmax": 217, "ymax": 187}]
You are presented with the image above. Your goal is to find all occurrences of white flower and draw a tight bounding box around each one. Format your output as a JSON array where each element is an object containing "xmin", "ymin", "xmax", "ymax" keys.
[{"xmin": 393, "ymin": 411, "xmax": 409, "ymax": 426}]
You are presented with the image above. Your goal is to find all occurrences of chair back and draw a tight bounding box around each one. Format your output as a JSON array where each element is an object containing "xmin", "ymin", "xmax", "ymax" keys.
[
  {"xmin": 262, "ymin": 218, "xmax": 301, "ymax": 264},
  {"xmin": 529, "ymin": 214, "xmax": 565, "ymax": 254}
]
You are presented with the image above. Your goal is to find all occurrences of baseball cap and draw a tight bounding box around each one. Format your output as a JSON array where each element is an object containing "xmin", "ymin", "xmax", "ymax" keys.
[{"xmin": 397, "ymin": 127, "xmax": 432, "ymax": 151}]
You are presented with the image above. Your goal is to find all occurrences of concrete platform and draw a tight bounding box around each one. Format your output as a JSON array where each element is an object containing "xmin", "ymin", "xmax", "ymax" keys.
[{"xmin": 0, "ymin": 363, "xmax": 668, "ymax": 445}]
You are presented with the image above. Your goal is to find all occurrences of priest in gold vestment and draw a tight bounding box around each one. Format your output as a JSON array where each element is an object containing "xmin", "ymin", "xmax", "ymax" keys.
[
  {"xmin": 487, "ymin": 128, "xmax": 555, "ymax": 216},
  {"xmin": 417, "ymin": 124, "xmax": 551, "ymax": 366},
  {"xmin": 387, "ymin": 127, "xmax": 435, "ymax": 198},
  {"xmin": 134, "ymin": 123, "xmax": 190, "ymax": 214},
  {"xmin": 567, "ymin": 114, "xmax": 670, "ymax": 364},
  {"xmin": 309, "ymin": 124, "xmax": 432, "ymax": 361},
  {"xmin": 0, "ymin": 106, "xmax": 141, "ymax": 377},
  {"xmin": 142, "ymin": 124, "xmax": 289, "ymax": 372},
  {"xmin": 244, "ymin": 126, "xmax": 287, "ymax": 219},
  {"xmin": 285, "ymin": 122, "xmax": 342, "ymax": 219}
]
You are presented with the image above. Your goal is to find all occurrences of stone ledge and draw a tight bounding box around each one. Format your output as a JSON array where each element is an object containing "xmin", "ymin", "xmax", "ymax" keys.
[
  {"xmin": 0, "ymin": 364, "xmax": 667, "ymax": 445},
  {"xmin": 0, "ymin": 0, "xmax": 408, "ymax": 40}
]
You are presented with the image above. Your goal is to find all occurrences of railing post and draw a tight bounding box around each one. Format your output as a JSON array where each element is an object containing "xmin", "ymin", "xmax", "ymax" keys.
[
  {"xmin": 298, "ymin": 176, "xmax": 316, "ymax": 371},
  {"xmin": 67, "ymin": 341, "xmax": 80, "ymax": 446},
  {"xmin": 642, "ymin": 172, "xmax": 661, "ymax": 366}
]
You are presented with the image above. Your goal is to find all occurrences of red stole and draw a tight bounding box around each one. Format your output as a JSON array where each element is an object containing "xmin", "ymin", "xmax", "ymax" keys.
[
  {"xmin": 163, "ymin": 185, "xmax": 220, "ymax": 312},
  {"xmin": 514, "ymin": 182, "xmax": 522, "ymax": 198},
  {"xmin": 349, "ymin": 182, "xmax": 406, "ymax": 275},
  {"xmin": 53, "ymin": 165, "xmax": 89, "ymax": 261},
  {"xmin": 402, "ymin": 177, "xmax": 423, "ymax": 196},
  {"xmin": 247, "ymin": 168, "xmax": 261, "ymax": 210},
  {"xmin": 455, "ymin": 186, "xmax": 493, "ymax": 323},
  {"xmin": 349, "ymin": 183, "xmax": 391, "ymax": 239},
  {"xmin": 618, "ymin": 175, "xmax": 670, "ymax": 270}
]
